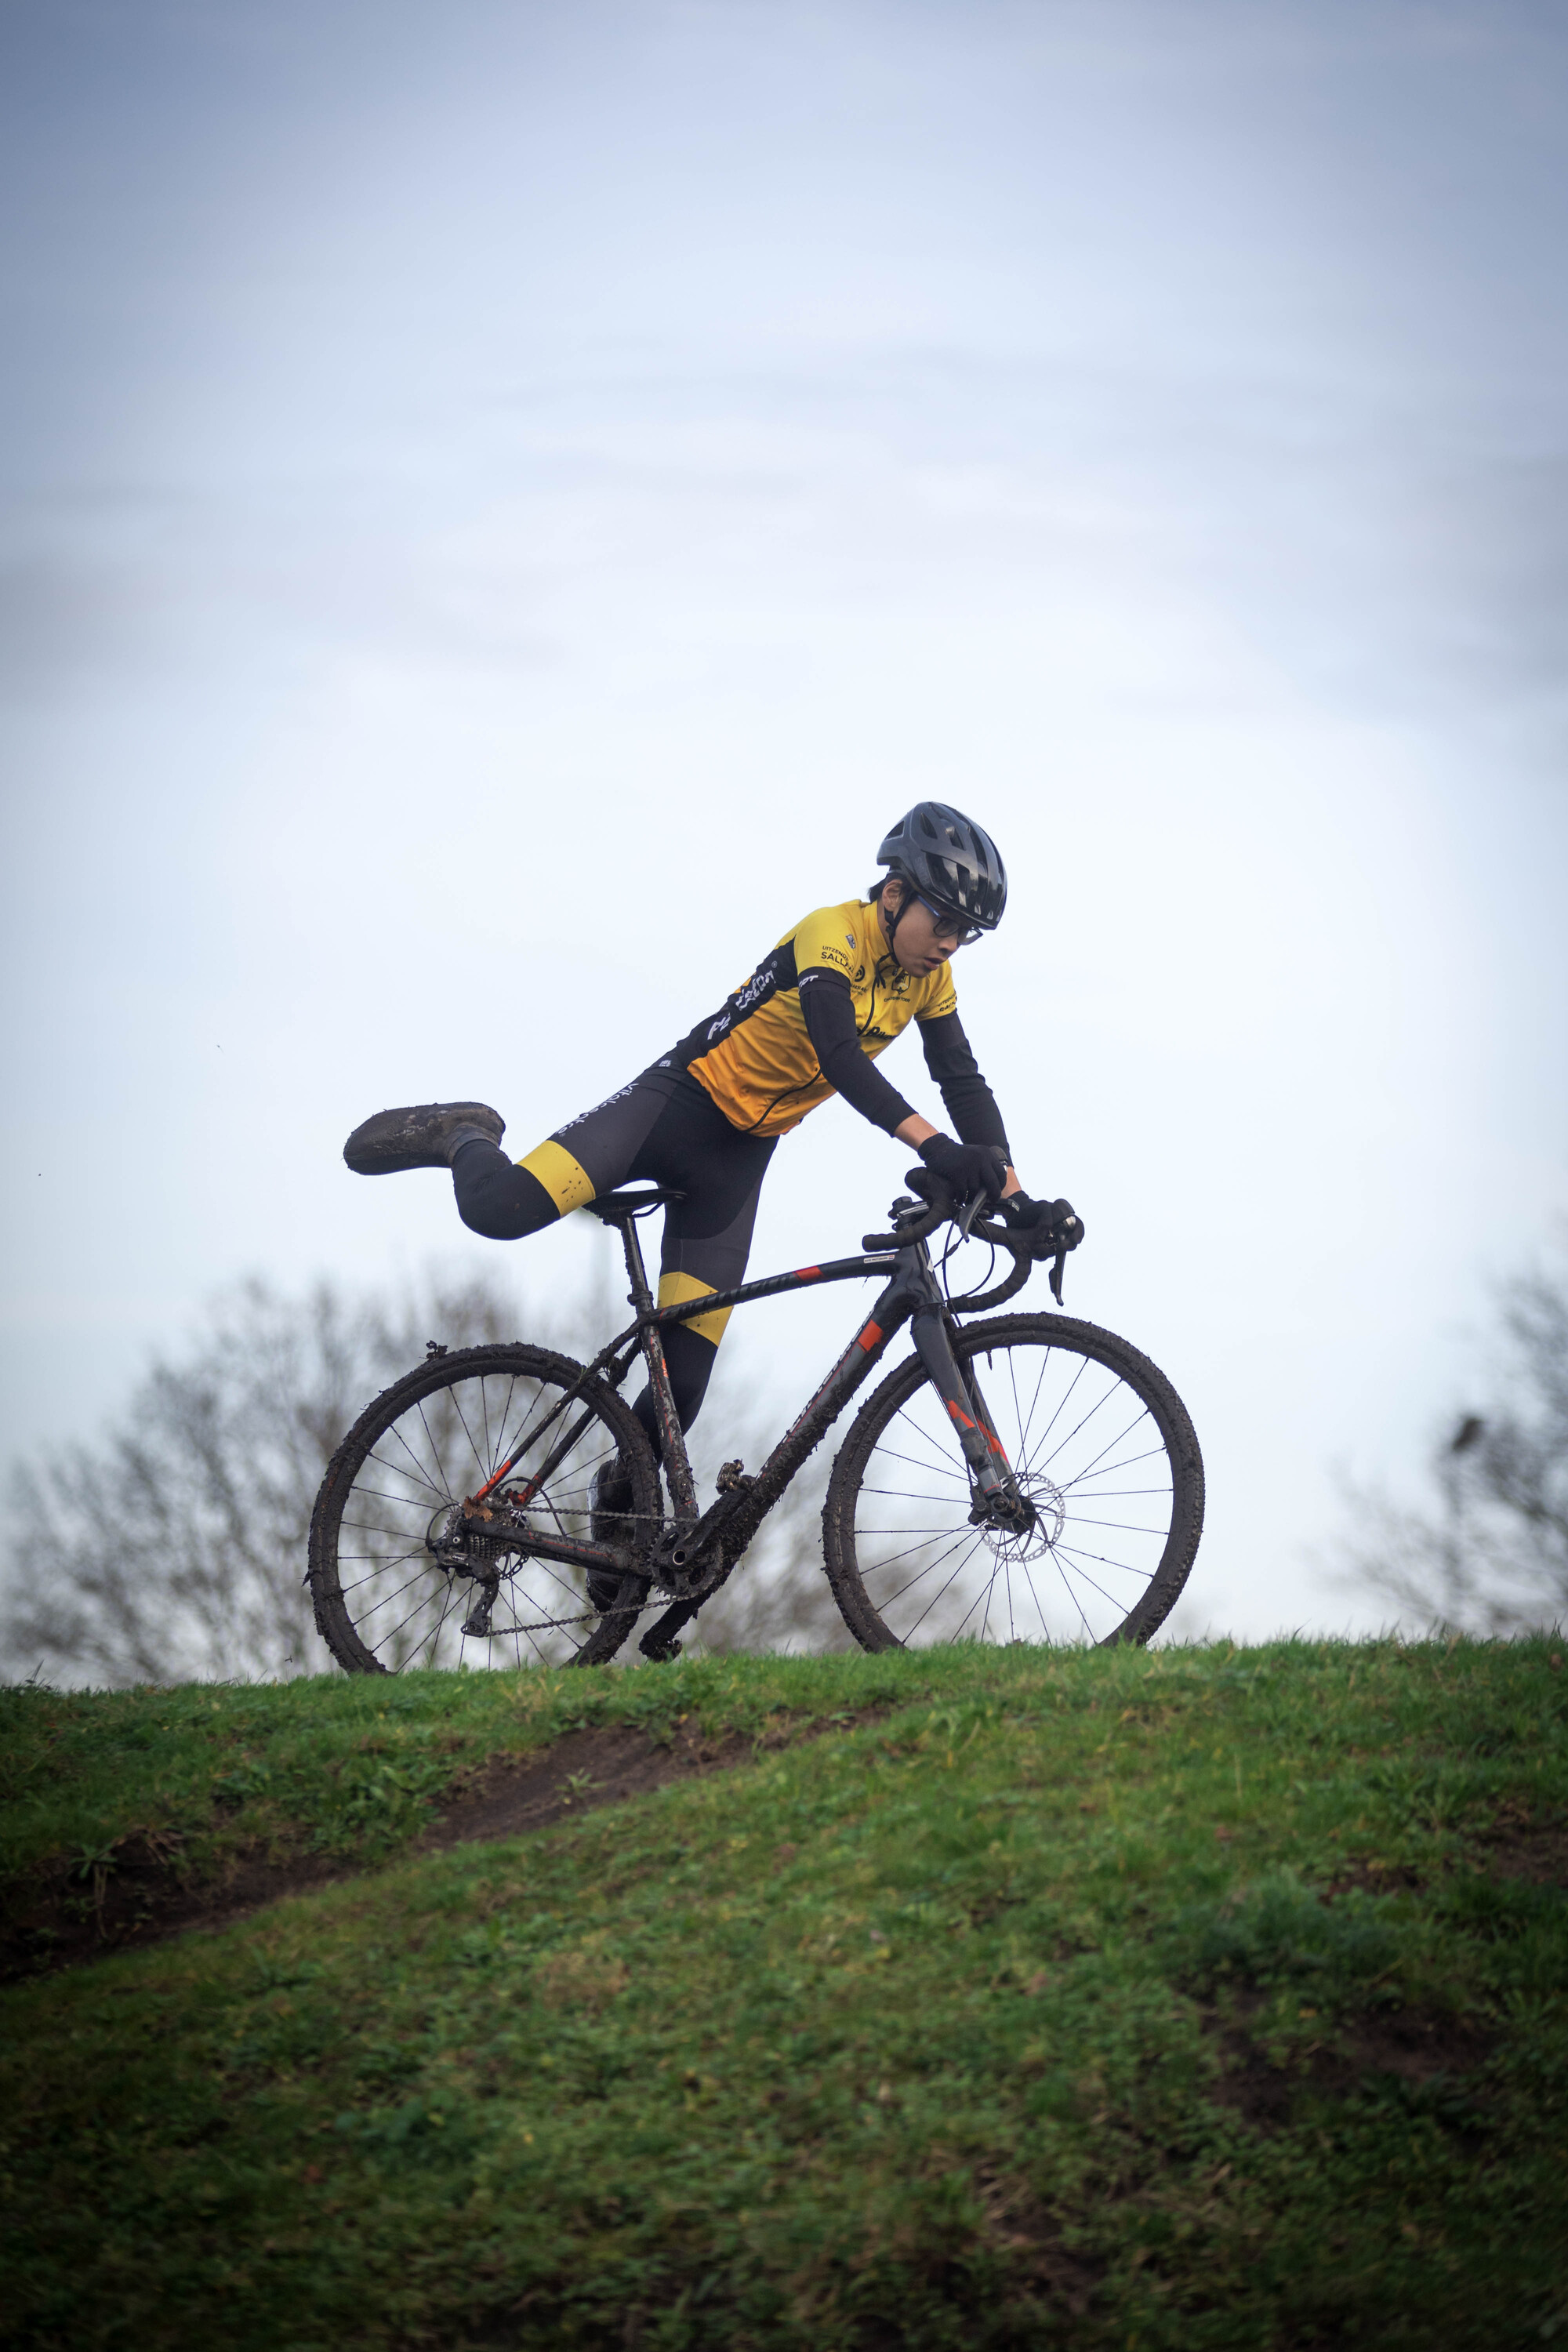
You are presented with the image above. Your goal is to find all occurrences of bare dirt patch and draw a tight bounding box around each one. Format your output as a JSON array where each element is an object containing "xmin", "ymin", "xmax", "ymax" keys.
[
  {"xmin": 1319, "ymin": 1857, "xmax": 1426, "ymax": 1901},
  {"xmin": 1319, "ymin": 1804, "xmax": 1568, "ymax": 1903},
  {"xmin": 1467, "ymin": 1812, "xmax": 1568, "ymax": 1887},
  {"xmin": 1209, "ymin": 1998, "xmax": 1494, "ymax": 2132},
  {"xmin": 972, "ymin": 2167, "xmax": 1105, "ymax": 2312},
  {"xmin": 0, "ymin": 1712, "xmax": 850, "ymax": 1983}
]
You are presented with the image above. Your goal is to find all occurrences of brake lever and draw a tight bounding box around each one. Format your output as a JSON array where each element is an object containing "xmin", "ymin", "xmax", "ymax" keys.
[{"xmin": 967, "ymin": 1207, "xmax": 1069, "ymax": 1304}]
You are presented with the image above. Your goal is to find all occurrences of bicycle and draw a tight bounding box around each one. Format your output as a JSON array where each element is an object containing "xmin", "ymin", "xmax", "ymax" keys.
[{"xmin": 307, "ymin": 1178, "xmax": 1205, "ymax": 1671}]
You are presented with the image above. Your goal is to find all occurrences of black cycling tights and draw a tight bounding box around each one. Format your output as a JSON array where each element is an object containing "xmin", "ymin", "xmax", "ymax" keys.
[{"xmin": 451, "ymin": 1066, "xmax": 776, "ymax": 1457}]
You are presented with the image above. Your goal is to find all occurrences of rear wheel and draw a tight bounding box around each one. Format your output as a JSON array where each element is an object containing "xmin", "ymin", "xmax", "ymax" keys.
[
  {"xmin": 308, "ymin": 1344, "xmax": 660, "ymax": 1671},
  {"xmin": 822, "ymin": 1312, "xmax": 1203, "ymax": 1650}
]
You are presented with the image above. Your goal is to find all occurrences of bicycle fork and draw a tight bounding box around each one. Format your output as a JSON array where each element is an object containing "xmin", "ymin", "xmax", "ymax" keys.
[{"xmin": 908, "ymin": 1293, "xmax": 1033, "ymax": 1533}]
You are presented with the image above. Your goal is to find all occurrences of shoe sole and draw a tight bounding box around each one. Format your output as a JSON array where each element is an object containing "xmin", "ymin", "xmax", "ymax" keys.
[{"xmin": 343, "ymin": 1102, "xmax": 504, "ymax": 1174}]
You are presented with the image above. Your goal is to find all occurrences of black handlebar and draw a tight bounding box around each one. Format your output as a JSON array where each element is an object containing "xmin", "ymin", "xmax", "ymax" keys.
[
  {"xmin": 860, "ymin": 1203, "xmax": 946, "ymax": 1252},
  {"xmin": 861, "ymin": 1173, "xmax": 1073, "ymax": 1306},
  {"xmin": 861, "ymin": 1174, "xmax": 1013, "ymax": 1255}
]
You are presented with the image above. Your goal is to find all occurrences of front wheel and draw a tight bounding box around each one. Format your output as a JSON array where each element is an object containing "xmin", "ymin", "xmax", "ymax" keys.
[
  {"xmin": 822, "ymin": 1312, "xmax": 1204, "ymax": 1651},
  {"xmin": 308, "ymin": 1344, "xmax": 662, "ymax": 1672}
]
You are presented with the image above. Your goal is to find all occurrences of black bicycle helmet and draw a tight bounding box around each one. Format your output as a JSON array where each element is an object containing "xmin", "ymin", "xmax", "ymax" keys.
[{"xmin": 876, "ymin": 802, "xmax": 1007, "ymax": 931}]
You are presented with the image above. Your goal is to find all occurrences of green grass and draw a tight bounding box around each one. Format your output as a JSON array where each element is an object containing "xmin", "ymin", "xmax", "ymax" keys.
[
  {"xmin": 3, "ymin": 1637, "xmax": 1566, "ymax": 2349},
  {"xmin": 0, "ymin": 1649, "xmax": 958, "ymax": 1893}
]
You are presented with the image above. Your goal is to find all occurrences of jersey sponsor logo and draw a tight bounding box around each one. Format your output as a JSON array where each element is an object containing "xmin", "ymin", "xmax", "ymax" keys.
[
  {"xmin": 854, "ymin": 966, "xmax": 865, "ymax": 982},
  {"xmin": 862, "ymin": 1026, "xmax": 892, "ymax": 1043},
  {"xmin": 731, "ymin": 961, "xmax": 781, "ymax": 1015},
  {"xmin": 817, "ymin": 944, "xmax": 851, "ymax": 971},
  {"xmin": 845, "ymin": 931, "xmax": 855, "ymax": 948},
  {"xmin": 706, "ymin": 1012, "xmax": 733, "ymax": 1041},
  {"xmin": 557, "ymin": 1081, "xmax": 637, "ymax": 1133}
]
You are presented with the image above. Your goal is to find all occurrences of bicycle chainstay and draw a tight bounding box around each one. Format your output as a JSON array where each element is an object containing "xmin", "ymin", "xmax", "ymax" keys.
[{"xmin": 436, "ymin": 1489, "xmax": 727, "ymax": 1640}]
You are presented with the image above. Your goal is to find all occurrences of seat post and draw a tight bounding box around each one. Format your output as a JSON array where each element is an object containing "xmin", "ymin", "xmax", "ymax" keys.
[
  {"xmin": 579, "ymin": 1186, "xmax": 684, "ymax": 1322},
  {"xmin": 619, "ymin": 1212, "xmax": 655, "ymax": 1318}
]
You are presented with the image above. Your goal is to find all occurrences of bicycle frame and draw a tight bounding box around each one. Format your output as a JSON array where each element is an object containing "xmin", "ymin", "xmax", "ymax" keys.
[{"xmin": 459, "ymin": 1188, "xmax": 1029, "ymax": 1646}]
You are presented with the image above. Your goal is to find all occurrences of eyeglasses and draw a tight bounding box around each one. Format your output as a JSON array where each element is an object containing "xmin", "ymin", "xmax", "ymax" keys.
[{"xmin": 915, "ymin": 893, "xmax": 984, "ymax": 947}]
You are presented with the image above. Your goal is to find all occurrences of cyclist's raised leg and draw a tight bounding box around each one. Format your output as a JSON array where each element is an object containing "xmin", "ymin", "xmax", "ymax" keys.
[{"xmin": 448, "ymin": 1079, "xmax": 669, "ymax": 1240}]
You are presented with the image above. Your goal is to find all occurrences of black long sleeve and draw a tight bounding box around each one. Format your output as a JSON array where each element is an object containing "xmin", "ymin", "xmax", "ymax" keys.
[
  {"xmin": 797, "ymin": 969, "xmax": 919, "ymax": 1136},
  {"xmin": 917, "ymin": 1011, "xmax": 1011, "ymax": 1158}
]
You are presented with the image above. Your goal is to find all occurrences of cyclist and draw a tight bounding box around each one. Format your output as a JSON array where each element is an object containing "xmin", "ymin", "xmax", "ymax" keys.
[{"xmin": 344, "ymin": 802, "xmax": 1079, "ymax": 1493}]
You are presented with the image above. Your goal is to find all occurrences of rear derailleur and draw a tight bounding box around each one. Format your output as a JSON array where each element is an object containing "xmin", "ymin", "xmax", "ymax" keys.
[{"xmin": 425, "ymin": 1492, "xmax": 535, "ymax": 1637}]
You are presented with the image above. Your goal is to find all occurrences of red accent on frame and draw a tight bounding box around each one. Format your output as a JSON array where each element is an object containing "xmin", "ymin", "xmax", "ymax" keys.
[
  {"xmin": 945, "ymin": 1399, "xmax": 977, "ymax": 1432},
  {"xmin": 794, "ymin": 1265, "xmax": 822, "ymax": 1281},
  {"xmin": 855, "ymin": 1319, "xmax": 884, "ymax": 1353},
  {"xmin": 470, "ymin": 1470, "xmax": 541, "ymax": 1508}
]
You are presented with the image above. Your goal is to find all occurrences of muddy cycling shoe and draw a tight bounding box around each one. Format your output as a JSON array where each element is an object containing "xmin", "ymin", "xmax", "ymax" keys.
[
  {"xmin": 343, "ymin": 1102, "xmax": 505, "ymax": 1175},
  {"xmin": 587, "ymin": 1460, "xmax": 639, "ymax": 1613}
]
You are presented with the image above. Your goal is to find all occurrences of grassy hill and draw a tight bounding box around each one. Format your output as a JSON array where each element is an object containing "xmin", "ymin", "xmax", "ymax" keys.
[{"xmin": 2, "ymin": 1638, "xmax": 1566, "ymax": 2349}]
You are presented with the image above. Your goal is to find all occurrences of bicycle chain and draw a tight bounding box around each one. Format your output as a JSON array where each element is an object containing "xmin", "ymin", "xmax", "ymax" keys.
[{"xmin": 470, "ymin": 1568, "xmax": 727, "ymax": 1640}]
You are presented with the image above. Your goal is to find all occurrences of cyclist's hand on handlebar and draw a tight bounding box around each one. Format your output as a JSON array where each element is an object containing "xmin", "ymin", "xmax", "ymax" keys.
[
  {"xmin": 916, "ymin": 1134, "xmax": 1007, "ymax": 1203},
  {"xmin": 1000, "ymin": 1192, "xmax": 1086, "ymax": 1254}
]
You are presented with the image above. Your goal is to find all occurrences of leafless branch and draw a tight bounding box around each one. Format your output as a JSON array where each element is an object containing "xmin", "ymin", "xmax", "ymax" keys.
[
  {"xmin": 1333, "ymin": 1248, "xmax": 1568, "ymax": 1633},
  {"xmin": 1, "ymin": 1267, "xmax": 839, "ymax": 1684}
]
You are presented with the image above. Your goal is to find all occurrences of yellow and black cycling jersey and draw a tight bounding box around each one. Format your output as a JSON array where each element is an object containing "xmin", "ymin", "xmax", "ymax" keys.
[{"xmin": 661, "ymin": 895, "xmax": 1006, "ymax": 1150}]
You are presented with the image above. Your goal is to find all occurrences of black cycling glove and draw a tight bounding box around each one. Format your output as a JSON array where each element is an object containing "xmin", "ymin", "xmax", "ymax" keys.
[
  {"xmin": 1000, "ymin": 1192, "xmax": 1086, "ymax": 1252},
  {"xmin": 916, "ymin": 1134, "xmax": 1008, "ymax": 1203}
]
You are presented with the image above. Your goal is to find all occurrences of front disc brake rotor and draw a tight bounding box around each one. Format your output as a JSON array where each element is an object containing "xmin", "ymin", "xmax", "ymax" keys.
[{"xmin": 980, "ymin": 1471, "xmax": 1066, "ymax": 1567}]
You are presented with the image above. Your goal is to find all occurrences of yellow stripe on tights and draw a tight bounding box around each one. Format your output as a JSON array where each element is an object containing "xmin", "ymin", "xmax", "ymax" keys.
[
  {"xmin": 517, "ymin": 1139, "xmax": 596, "ymax": 1215},
  {"xmin": 656, "ymin": 1270, "xmax": 732, "ymax": 1348}
]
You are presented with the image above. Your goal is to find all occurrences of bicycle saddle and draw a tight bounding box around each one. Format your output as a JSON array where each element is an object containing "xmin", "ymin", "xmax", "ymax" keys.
[{"xmin": 581, "ymin": 1185, "xmax": 686, "ymax": 1222}]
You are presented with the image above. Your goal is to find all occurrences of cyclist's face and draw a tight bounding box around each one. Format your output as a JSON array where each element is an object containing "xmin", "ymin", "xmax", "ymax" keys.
[{"xmin": 884, "ymin": 884, "xmax": 964, "ymax": 976}]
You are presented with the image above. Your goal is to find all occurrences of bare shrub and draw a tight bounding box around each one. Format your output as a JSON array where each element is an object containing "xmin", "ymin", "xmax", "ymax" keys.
[
  {"xmin": 1335, "ymin": 1250, "xmax": 1568, "ymax": 1633},
  {"xmin": 1, "ymin": 1269, "xmax": 846, "ymax": 1686}
]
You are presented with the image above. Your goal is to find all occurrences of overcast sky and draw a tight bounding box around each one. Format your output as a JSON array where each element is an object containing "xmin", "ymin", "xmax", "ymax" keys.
[{"xmin": 2, "ymin": 0, "xmax": 1565, "ymax": 1651}]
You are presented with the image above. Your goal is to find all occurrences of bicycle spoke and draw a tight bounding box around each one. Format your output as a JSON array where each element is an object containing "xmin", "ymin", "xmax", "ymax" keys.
[
  {"xmin": 888, "ymin": 1407, "xmax": 968, "ymax": 1479},
  {"xmin": 1009, "ymin": 1344, "xmax": 1053, "ymax": 1460},
  {"xmin": 873, "ymin": 1526, "xmax": 985, "ymax": 1615},
  {"xmin": 448, "ymin": 1384, "xmax": 488, "ymax": 1481},
  {"xmin": 1029, "ymin": 1383, "xmax": 1128, "ymax": 1478},
  {"xmin": 1056, "ymin": 1555, "xmax": 1097, "ymax": 1642},
  {"xmin": 337, "ymin": 1553, "xmax": 426, "ymax": 1596},
  {"xmin": 1060, "ymin": 1514, "xmax": 1171, "ymax": 1537},
  {"xmin": 1056, "ymin": 1443, "xmax": 1171, "ymax": 1492},
  {"xmin": 365, "ymin": 1445, "xmax": 448, "ymax": 1502},
  {"xmin": 1051, "ymin": 1541, "xmax": 1156, "ymax": 1588},
  {"xmin": 363, "ymin": 1573, "xmax": 448, "ymax": 1645},
  {"xmin": 872, "ymin": 1441, "xmax": 968, "ymax": 1486},
  {"xmin": 900, "ymin": 1529, "xmax": 993, "ymax": 1642}
]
